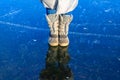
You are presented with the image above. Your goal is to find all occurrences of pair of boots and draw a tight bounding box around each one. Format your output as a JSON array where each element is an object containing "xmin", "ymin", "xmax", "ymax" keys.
[{"xmin": 46, "ymin": 14, "xmax": 73, "ymax": 46}]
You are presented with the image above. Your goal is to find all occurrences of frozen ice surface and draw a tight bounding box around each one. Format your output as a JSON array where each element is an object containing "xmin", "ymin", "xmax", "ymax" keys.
[
  {"xmin": 0, "ymin": 25, "xmax": 120, "ymax": 80},
  {"xmin": 0, "ymin": 0, "xmax": 120, "ymax": 80}
]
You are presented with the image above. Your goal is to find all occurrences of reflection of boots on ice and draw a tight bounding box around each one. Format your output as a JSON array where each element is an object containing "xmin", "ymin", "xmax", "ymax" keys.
[
  {"xmin": 40, "ymin": 45, "xmax": 58, "ymax": 80},
  {"xmin": 58, "ymin": 46, "xmax": 70, "ymax": 64},
  {"xmin": 40, "ymin": 45, "xmax": 73, "ymax": 80},
  {"xmin": 58, "ymin": 46, "xmax": 73, "ymax": 79},
  {"xmin": 46, "ymin": 45, "xmax": 58, "ymax": 66}
]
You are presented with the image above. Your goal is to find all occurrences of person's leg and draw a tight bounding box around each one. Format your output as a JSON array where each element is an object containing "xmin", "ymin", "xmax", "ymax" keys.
[
  {"xmin": 58, "ymin": 13, "xmax": 73, "ymax": 46},
  {"xmin": 46, "ymin": 8, "xmax": 57, "ymax": 15},
  {"xmin": 45, "ymin": 8, "xmax": 59, "ymax": 46}
]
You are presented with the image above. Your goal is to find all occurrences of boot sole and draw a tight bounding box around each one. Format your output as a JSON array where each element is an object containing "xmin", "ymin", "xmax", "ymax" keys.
[
  {"xmin": 59, "ymin": 43, "xmax": 69, "ymax": 47},
  {"xmin": 49, "ymin": 43, "xmax": 59, "ymax": 46}
]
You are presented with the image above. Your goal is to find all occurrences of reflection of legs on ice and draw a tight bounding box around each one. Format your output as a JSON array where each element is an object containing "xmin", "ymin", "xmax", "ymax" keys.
[
  {"xmin": 40, "ymin": 45, "xmax": 73, "ymax": 80},
  {"xmin": 46, "ymin": 13, "xmax": 73, "ymax": 47}
]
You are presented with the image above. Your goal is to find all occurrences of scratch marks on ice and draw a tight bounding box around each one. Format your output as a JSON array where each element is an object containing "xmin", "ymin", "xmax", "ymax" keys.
[
  {"xmin": 0, "ymin": 9, "xmax": 22, "ymax": 18},
  {"xmin": 0, "ymin": 20, "xmax": 120, "ymax": 39},
  {"xmin": 0, "ymin": 21, "xmax": 48, "ymax": 31}
]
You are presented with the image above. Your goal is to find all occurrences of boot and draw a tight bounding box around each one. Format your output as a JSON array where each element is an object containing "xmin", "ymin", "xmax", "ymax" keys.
[
  {"xmin": 46, "ymin": 14, "xmax": 59, "ymax": 46},
  {"xmin": 59, "ymin": 14, "xmax": 73, "ymax": 46}
]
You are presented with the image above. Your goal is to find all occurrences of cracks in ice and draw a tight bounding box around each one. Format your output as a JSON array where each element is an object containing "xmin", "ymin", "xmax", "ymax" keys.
[
  {"xmin": 71, "ymin": 23, "xmax": 120, "ymax": 26},
  {"xmin": 0, "ymin": 20, "xmax": 120, "ymax": 39},
  {"xmin": 0, "ymin": 20, "xmax": 48, "ymax": 31},
  {"xmin": 0, "ymin": 9, "xmax": 22, "ymax": 18},
  {"xmin": 70, "ymin": 32, "xmax": 120, "ymax": 39}
]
